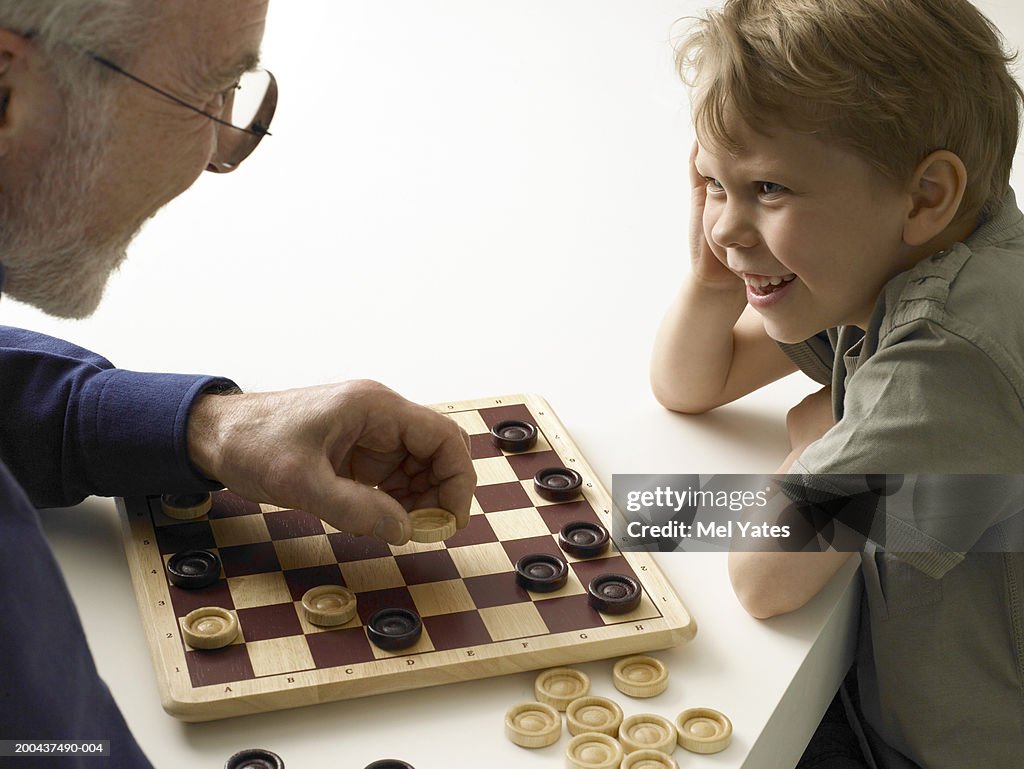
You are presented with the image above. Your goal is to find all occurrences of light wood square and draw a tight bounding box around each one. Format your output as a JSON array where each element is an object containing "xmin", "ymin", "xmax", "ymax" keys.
[
  {"xmin": 529, "ymin": 570, "xmax": 585, "ymax": 601},
  {"xmin": 259, "ymin": 503, "xmax": 289, "ymax": 514},
  {"xmin": 598, "ymin": 592, "xmax": 661, "ymax": 624},
  {"xmin": 246, "ymin": 635, "xmax": 315, "ymax": 677},
  {"xmin": 368, "ymin": 626, "xmax": 435, "ymax": 659},
  {"xmin": 469, "ymin": 496, "xmax": 484, "ymax": 516},
  {"xmin": 227, "ymin": 572, "xmax": 292, "ymax": 609},
  {"xmin": 444, "ymin": 410, "xmax": 487, "ymax": 434},
  {"xmin": 479, "ymin": 602, "xmax": 547, "ymax": 641},
  {"xmin": 340, "ymin": 556, "xmax": 404, "ymax": 593},
  {"xmin": 521, "ymin": 478, "xmax": 591, "ymax": 508},
  {"xmin": 448, "ymin": 542, "xmax": 513, "ymax": 578},
  {"xmin": 295, "ymin": 600, "xmax": 361, "ymax": 634},
  {"xmin": 389, "ymin": 539, "xmax": 446, "ymax": 556},
  {"xmin": 210, "ymin": 515, "xmax": 270, "ymax": 548},
  {"xmin": 474, "ymin": 456, "xmax": 519, "ymax": 486},
  {"xmin": 273, "ymin": 534, "xmax": 336, "ymax": 571},
  {"xmin": 485, "ymin": 508, "xmax": 550, "ymax": 541},
  {"xmin": 408, "ymin": 579, "xmax": 476, "ymax": 617}
]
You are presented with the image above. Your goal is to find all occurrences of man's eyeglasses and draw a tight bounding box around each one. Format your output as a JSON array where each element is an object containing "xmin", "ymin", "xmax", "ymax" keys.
[{"xmin": 89, "ymin": 54, "xmax": 277, "ymax": 173}]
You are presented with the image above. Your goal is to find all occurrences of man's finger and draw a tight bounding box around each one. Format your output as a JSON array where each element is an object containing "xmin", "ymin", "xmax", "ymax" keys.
[{"xmin": 311, "ymin": 477, "xmax": 411, "ymax": 545}]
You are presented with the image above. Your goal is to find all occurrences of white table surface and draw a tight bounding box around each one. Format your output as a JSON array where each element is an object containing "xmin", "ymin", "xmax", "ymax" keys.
[{"xmin": 9, "ymin": 2, "xmax": 1024, "ymax": 767}]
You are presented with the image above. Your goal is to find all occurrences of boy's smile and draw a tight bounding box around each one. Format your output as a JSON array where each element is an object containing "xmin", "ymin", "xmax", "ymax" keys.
[{"xmin": 695, "ymin": 119, "xmax": 919, "ymax": 343}]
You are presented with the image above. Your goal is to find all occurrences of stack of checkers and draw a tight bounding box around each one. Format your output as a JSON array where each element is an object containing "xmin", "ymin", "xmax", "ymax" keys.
[
  {"xmin": 162, "ymin": 494, "xmax": 458, "ymax": 653},
  {"xmin": 504, "ymin": 657, "xmax": 732, "ymax": 768}
]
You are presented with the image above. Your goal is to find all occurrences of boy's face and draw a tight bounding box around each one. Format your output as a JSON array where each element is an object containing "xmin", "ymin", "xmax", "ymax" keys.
[{"xmin": 695, "ymin": 118, "xmax": 915, "ymax": 342}]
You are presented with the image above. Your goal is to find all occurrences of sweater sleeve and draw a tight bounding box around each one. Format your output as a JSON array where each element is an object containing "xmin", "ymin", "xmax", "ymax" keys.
[{"xmin": 0, "ymin": 325, "xmax": 237, "ymax": 507}]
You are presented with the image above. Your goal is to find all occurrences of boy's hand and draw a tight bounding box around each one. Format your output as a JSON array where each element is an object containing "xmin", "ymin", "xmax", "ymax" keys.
[
  {"xmin": 786, "ymin": 386, "xmax": 836, "ymax": 457},
  {"xmin": 689, "ymin": 142, "xmax": 744, "ymax": 291},
  {"xmin": 186, "ymin": 380, "xmax": 476, "ymax": 545}
]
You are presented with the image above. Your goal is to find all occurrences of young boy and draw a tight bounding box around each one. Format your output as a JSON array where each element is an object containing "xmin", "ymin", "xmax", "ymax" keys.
[{"xmin": 651, "ymin": 1, "xmax": 1024, "ymax": 767}]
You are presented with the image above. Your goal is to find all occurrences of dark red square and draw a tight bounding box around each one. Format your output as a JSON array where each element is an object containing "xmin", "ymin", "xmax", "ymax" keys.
[
  {"xmin": 569, "ymin": 556, "xmax": 638, "ymax": 592},
  {"xmin": 328, "ymin": 532, "xmax": 392, "ymax": 563},
  {"xmin": 185, "ymin": 644, "xmax": 254, "ymax": 687},
  {"xmin": 534, "ymin": 594, "xmax": 604, "ymax": 633},
  {"xmin": 208, "ymin": 492, "xmax": 262, "ymax": 519},
  {"xmin": 168, "ymin": 579, "xmax": 233, "ymax": 618},
  {"xmin": 506, "ymin": 451, "xmax": 563, "ymax": 481},
  {"xmin": 423, "ymin": 611, "xmax": 493, "ymax": 651},
  {"xmin": 469, "ymin": 433, "xmax": 503, "ymax": 460},
  {"xmin": 354, "ymin": 587, "xmax": 416, "ymax": 624},
  {"xmin": 394, "ymin": 550, "xmax": 460, "ymax": 585},
  {"xmin": 306, "ymin": 627, "xmax": 376, "ymax": 669},
  {"xmin": 477, "ymin": 404, "xmax": 536, "ymax": 430},
  {"xmin": 283, "ymin": 565, "xmax": 346, "ymax": 602},
  {"xmin": 154, "ymin": 521, "xmax": 216, "ymax": 555},
  {"xmin": 236, "ymin": 603, "xmax": 303, "ymax": 642},
  {"xmin": 475, "ymin": 482, "xmax": 533, "ymax": 513},
  {"xmin": 537, "ymin": 500, "xmax": 603, "ymax": 534},
  {"xmin": 502, "ymin": 535, "xmax": 562, "ymax": 567},
  {"xmin": 264, "ymin": 508, "xmax": 325, "ymax": 539},
  {"xmin": 464, "ymin": 572, "xmax": 530, "ymax": 609},
  {"xmin": 219, "ymin": 542, "xmax": 282, "ymax": 577},
  {"xmin": 445, "ymin": 515, "xmax": 498, "ymax": 548}
]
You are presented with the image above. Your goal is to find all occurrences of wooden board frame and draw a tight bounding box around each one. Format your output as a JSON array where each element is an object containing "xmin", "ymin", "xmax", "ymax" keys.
[{"xmin": 117, "ymin": 394, "xmax": 695, "ymax": 721}]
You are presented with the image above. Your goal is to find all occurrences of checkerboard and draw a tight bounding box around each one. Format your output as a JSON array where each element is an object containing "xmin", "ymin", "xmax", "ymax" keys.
[{"xmin": 117, "ymin": 395, "xmax": 695, "ymax": 721}]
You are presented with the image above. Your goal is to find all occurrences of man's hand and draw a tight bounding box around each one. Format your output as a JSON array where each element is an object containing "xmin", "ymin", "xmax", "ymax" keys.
[{"xmin": 186, "ymin": 380, "xmax": 476, "ymax": 545}]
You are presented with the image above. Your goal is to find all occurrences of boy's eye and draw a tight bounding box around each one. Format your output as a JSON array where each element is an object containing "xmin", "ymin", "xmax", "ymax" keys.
[
  {"xmin": 704, "ymin": 177, "xmax": 724, "ymax": 192},
  {"xmin": 758, "ymin": 181, "xmax": 786, "ymax": 196}
]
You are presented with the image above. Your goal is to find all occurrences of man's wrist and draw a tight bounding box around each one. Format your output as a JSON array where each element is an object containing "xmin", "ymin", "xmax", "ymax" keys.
[{"xmin": 187, "ymin": 387, "xmax": 240, "ymax": 482}]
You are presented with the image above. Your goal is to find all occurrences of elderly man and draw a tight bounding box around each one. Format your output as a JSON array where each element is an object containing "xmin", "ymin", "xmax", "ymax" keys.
[{"xmin": 0, "ymin": 1, "xmax": 475, "ymax": 766}]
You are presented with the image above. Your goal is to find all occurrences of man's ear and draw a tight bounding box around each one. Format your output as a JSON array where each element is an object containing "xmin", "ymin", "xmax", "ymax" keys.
[
  {"xmin": 0, "ymin": 28, "xmax": 36, "ymax": 154},
  {"xmin": 902, "ymin": 150, "xmax": 969, "ymax": 247}
]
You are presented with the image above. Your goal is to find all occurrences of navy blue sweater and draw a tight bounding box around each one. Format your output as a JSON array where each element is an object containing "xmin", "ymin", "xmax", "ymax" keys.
[{"xmin": 1, "ymin": 294, "xmax": 234, "ymax": 766}]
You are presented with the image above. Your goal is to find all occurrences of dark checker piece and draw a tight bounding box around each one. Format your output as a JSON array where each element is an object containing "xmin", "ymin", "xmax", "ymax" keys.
[
  {"xmin": 490, "ymin": 419, "xmax": 538, "ymax": 452},
  {"xmin": 534, "ymin": 467, "xmax": 583, "ymax": 502},
  {"xmin": 514, "ymin": 553, "xmax": 569, "ymax": 592},
  {"xmin": 167, "ymin": 549, "xmax": 221, "ymax": 589},
  {"xmin": 558, "ymin": 521, "xmax": 610, "ymax": 558},
  {"xmin": 367, "ymin": 607, "xmax": 423, "ymax": 651},
  {"xmin": 587, "ymin": 573, "xmax": 642, "ymax": 615},
  {"xmin": 224, "ymin": 748, "xmax": 284, "ymax": 769},
  {"xmin": 364, "ymin": 762, "xmax": 416, "ymax": 769}
]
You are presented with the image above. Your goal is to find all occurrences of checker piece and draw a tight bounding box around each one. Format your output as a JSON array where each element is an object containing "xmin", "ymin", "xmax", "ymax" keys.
[
  {"xmin": 490, "ymin": 419, "xmax": 538, "ymax": 452},
  {"xmin": 166, "ymin": 549, "xmax": 221, "ymax": 589},
  {"xmin": 534, "ymin": 467, "xmax": 583, "ymax": 502},
  {"xmin": 161, "ymin": 492, "xmax": 212, "ymax": 520},
  {"xmin": 675, "ymin": 707, "xmax": 732, "ymax": 754},
  {"xmin": 565, "ymin": 732, "xmax": 624, "ymax": 769},
  {"xmin": 515, "ymin": 553, "xmax": 569, "ymax": 592},
  {"xmin": 363, "ymin": 762, "xmax": 416, "ymax": 769},
  {"xmin": 559, "ymin": 521, "xmax": 610, "ymax": 558},
  {"xmin": 588, "ymin": 574, "xmax": 642, "ymax": 615},
  {"xmin": 504, "ymin": 702, "xmax": 562, "ymax": 748},
  {"xmin": 224, "ymin": 748, "xmax": 284, "ymax": 769},
  {"xmin": 367, "ymin": 607, "xmax": 422, "ymax": 651},
  {"xmin": 301, "ymin": 585, "xmax": 357, "ymax": 626},
  {"xmin": 535, "ymin": 666, "xmax": 591, "ymax": 710},
  {"xmin": 407, "ymin": 508, "xmax": 457, "ymax": 543},
  {"xmin": 182, "ymin": 606, "xmax": 238, "ymax": 650}
]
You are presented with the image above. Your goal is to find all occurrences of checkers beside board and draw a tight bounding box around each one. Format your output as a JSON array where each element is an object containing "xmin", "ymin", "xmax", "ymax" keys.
[{"xmin": 117, "ymin": 395, "xmax": 695, "ymax": 721}]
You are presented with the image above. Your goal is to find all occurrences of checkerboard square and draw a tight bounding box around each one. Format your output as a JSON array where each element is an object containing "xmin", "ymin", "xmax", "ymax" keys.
[
  {"xmin": 340, "ymin": 556, "xmax": 404, "ymax": 593},
  {"xmin": 394, "ymin": 550, "xmax": 460, "ymax": 585},
  {"xmin": 210, "ymin": 515, "xmax": 271, "ymax": 548},
  {"xmin": 246, "ymin": 636, "xmax": 316, "ymax": 677},
  {"xmin": 237, "ymin": 602, "xmax": 303, "ymax": 642},
  {"xmin": 475, "ymin": 482, "xmax": 533, "ymax": 513},
  {"xmin": 506, "ymin": 450, "xmax": 563, "ymax": 481},
  {"xmin": 478, "ymin": 404, "xmax": 534, "ymax": 429},
  {"xmin": 328, "ymin": 532, "xmax": 392, "ymax": 562},
  {"xmin": 464, "ymin": 572, "xmax": 531, "ymax": 609},
  {"xmin": 354, "ymin": 586, "xmax": 416, "ymax": 624},
  {"xmin": 168, "ymin": 579, "xmax": 233, "ymax": 618},
  {"xmin": 295, "ymin": 601, "xmax": 362, "ymax": 634},
  {"xmin": 536, "ymin": 500, "xmax": 603, "ymax": 534},
  {"xmin": 474, "ymin": 456, "xmax": 519, "ymax": 486},
  {"xmin": 185, "ymin": 644, "xmax": 254, "ymax": 687},
  {"xmin": 522, "ymin": 478, "xmax": 583, "ymax": 508},
  {"xmin": 408, "ymin": 579, "xmax": 476, "ymax": 617},
  {"xmin": 208, "ymin": 492, "xmax": 262, "ymax": 519},
  {"xmin": 219, "ymin": 542, "xmax": 281, "ymax": 577},
  {"xmin": 469, "ymin": 432, "xmax": 503, "ymax": 460},
  {"xmin": 274, "ymin": 534, "xmax": 336, "ymax": 571},
  {"xmin": 598, "ymin": 592, "xmax": 662, "ymax": 624},
  {"xmin": 448, "ymin": 542, "xmax": 513, "ymax": 578},
  {"xmin": 534, "ymin": 594, "xmax": 603, "ymax": 633},
  {"xmin": 283, "ymin": 564, "xmax": 346, "ymax": 602},
  {"xmin": 306, "ymin": 627, "xmax": 376, "ymax": 668},
  {"xmin": 264, "ymin": 508, "xmax": 326, "ymax": 539},
  {"xmin": 367, "ymin": 625, "xmax": 435, "ymax": 659},
  {"xmin": 388, "ymin": 539, "xmax": 445, "ymax": 557},
  {"xmin": 569, "ymin": 555, "xmax": 638, "ymax": 592},
  {"xmin": 479, "ymin": 602, "xmax": 548, "ymax": 641},
  {"xmin": 444, "ymin": 515, "xmax": 497, "ymax": 548},
  {"xmin": 228, "ymin": 572, "xmax": 292, "ymax": 609},
  {"xmin": 486, "ymin": 508, "xmax": 551, "ymax": 541},
  {"xmin": 424, "ymin": 611, "xmax": 492, "ymax": 651},
  {"xmin": 155, "ymin": 520, "xmax": 215, "ymax": 555},
  {"xmin": 501, "ymin": 534, "xmax": 562, "ymax": 567},
  {"xmin": 445, "ymin": 409, "xmax": 488, "ymax": 436}
]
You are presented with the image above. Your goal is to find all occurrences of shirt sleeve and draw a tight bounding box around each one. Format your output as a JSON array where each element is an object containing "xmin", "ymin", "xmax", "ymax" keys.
[
  {"xmin": 0, "ymin": 325, "xmax": 237, "ymax": 508},
  {"xmin": 791, "ymin": 318, "xmax": 1024, "ymax": 577}
]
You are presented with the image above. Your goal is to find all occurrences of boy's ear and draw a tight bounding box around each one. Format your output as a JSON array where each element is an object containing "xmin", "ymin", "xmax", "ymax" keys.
[
  {"xmin": 0, "ymin": 28, "xmax": 37, "ymax": 156},
  {"xmin": 902, "ymin": 150, "xmax": 969, "ymax": 247}
]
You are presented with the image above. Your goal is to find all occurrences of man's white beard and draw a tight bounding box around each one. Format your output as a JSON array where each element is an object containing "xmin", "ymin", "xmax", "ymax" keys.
[{"xmin": 0, "ymin": 91, "xmax": 141, "ymax": 319}]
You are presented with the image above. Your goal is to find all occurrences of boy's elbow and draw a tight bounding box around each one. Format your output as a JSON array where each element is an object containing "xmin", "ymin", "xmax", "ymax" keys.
[
  {"xmin": 728, "ymin": 553, "xmax": 809, "ymax": 619},
  {"xmin": 649, "ymin": 373, "xmax": 714, "ymax": 415}
]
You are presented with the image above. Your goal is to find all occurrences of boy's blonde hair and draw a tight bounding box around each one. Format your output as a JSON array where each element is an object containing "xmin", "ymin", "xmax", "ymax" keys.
[{"xmin": 678, "ymin": 0, "xmax": 1023, "ymax": 220}]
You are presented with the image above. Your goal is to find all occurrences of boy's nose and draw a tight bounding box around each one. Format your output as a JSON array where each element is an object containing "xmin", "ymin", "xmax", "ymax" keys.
[{"xmin": 710, "ymin": 201, "xmax": 759, "ymax": 249}]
